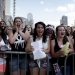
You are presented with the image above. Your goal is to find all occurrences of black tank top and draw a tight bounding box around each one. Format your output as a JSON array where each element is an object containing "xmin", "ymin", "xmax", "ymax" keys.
[
  {"xmin": 54, "ymin": 38, "xmax": 61, "ymax": 52},
  {"xmin": 53, "ymin": 38, "xmax": 67, "ymax": 66},
  {"xmin": 54, "ymin": 37, "xmax": 68, "ymax": 52},
  {"xmin": 10, "ymin": 30, "xmax": 26, "ymax": 52}
]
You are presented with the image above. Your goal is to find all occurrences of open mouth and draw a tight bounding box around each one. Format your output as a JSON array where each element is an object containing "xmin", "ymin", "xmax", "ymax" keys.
[
  {"xmin": 39, "ymin": 31, "xmax": 43, "ymax": 34},
  {"xmin": 38, "ymin": 31, "xmax": 43, "ymax": 35},
  {"xmin": 61, "ymin": 32, "xmax": 64, "ymax": 35},
  {"xmin": 17, "ymin": 24, "xmax": 20, "ymax": 27}
]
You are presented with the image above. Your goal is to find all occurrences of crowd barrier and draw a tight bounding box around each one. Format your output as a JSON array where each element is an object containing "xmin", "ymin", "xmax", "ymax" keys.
[
  {"xmin": 0, "ymin": 51, "xmax": 74, "ymax": 75},
  {"xmin": 64, "ymin": 53, "xmax": 75, "ymax": 75}
]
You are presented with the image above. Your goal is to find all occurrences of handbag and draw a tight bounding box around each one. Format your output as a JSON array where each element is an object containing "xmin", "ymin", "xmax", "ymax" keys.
[
  {"xmin": 52, "ymin": 63, "xmax": 62, "ymax": 75},
  {"xmin": 50, "ymin": 58, "xmax": 62, "ymax": 75}
]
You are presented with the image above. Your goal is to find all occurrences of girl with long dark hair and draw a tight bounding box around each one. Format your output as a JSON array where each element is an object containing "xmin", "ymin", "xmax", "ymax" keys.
[
  {"xmin": 26, "ymin": 22, "xmax": 50, "ymax": 75},
  {"xmin": 51, "ymin": 25, "xmax": 74, "ymax": 75}
]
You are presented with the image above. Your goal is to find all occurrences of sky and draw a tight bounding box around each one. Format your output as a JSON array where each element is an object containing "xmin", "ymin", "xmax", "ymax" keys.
[{"xmin": 10, "ymin": 0, "xmax": 75, "ymax": 27}]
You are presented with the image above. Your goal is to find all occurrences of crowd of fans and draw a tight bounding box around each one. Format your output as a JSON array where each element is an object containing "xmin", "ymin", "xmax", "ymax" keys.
[{"xmin": 0, "ymin": 17, "xmax": 75, "ymax": 75}]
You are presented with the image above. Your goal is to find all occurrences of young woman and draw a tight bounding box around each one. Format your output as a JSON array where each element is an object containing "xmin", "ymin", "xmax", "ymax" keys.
[
  {"xmin": 26, "ymin": 22, "xmax": 50, "ymax": 75},
  {"xmin": 25, "ymin": 25, "xmax": 33, "ymax": 35},
  {"xmin": 46, "ymin": 25, "xmax": 55, "ymax": 40},
  {"xmin": 50, "ymin": 25, "xmax": 74, "ymax": 75},
  {"xmin": 8, "ymin": 17, "xmax": 30, "ymax": 75},
  {"xmin": 66, "ymin": 26, "xmax": 73, "ymax": 45}
]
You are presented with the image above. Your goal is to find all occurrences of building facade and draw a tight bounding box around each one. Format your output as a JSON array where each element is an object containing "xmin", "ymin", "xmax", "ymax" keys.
[
  {"xmin": 60, "ymin": 15, "xmax": 68, "ymax": 26},
  {"xmin": 0, "ymin": 0, "xmax": 5, "ymax": 20},
  {"xmin": 5, "ymin": 0, "xmax": 10, "ymax": 15},
  {"xmin": 0, "ymin": 0, "xmax": 10, "ymax": 20},
  {"xmin": 27, "ymin": 13, "xmax": 34, "ymax": 28}
]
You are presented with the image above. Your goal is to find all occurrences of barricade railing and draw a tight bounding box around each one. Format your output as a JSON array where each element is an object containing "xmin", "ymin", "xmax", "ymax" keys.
[
  {"xmin": 0, "ymin": 51, "xmax": 74, "ymax": 75},
  {"xmin": 0, "ymin": 51, "xmax": 29, "ymax": 75},
  {"xmin": 51, "ymin": 53, "xmax": 75, "ymax": 75},
  {"xmin": 0, "ymin": 51, "xmax": 51, "ymax": 75},
  {"xmin": 64, "ymin": 53, "xmax": 75, "ymax": 75}
]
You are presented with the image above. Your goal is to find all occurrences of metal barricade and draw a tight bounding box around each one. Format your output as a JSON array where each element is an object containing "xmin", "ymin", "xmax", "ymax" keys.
[
  {"xmin": 50, "ymin": 53, "xmax": 75, "ymax": 75},
  {"xmin": 64, "ymin": 53, "xmax": 75, "ymax": 75},
  {"xmin": 0, "ymin": 51, "xmax": 51, "ymax": 75},
  {"xmin": 0, "ymin": 51, "xmax": 29, "ymax": 75}
]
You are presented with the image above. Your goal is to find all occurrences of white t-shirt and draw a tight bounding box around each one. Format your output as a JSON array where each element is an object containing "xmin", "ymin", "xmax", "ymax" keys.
[{"xmin": 30, "ymin": 36, "xmax": 49, "ymax": 60}]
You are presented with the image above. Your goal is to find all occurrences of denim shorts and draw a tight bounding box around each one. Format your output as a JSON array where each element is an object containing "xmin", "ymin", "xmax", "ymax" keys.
[
  {"xmin": 29, "ymin": 58, "xmax": 48, "ymax": 69},
  {"xmin": 9, "ymin": 55, "xmax": 28, "ymax": 72}
]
